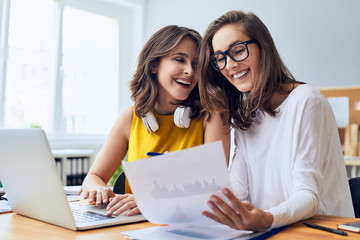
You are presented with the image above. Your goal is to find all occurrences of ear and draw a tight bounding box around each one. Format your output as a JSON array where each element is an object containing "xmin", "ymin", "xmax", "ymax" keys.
[{"xmin": 151, "ymin": 65, "xmax": 157, "ymax": 74}]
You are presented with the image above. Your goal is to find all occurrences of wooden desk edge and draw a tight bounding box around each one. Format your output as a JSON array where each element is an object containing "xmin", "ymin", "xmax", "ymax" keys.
[{"xmin": 0, "ymin": 212, "xmax": 359, "ymax": 239}]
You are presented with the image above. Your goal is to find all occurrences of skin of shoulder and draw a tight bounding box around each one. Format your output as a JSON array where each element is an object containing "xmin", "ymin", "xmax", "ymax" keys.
[{"xmin": 203, "ymin": 112, "xmax": 231, "ymax": 164}]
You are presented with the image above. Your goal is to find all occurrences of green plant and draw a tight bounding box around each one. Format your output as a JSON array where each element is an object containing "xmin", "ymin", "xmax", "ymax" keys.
[{"xmin": 108, "ymin": 153, "xmax": 127, "ymax": 186}]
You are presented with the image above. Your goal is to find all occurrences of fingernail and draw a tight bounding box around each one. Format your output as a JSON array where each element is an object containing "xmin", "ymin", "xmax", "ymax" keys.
[
  {"xmin": 106, "ymin": 206, "xmax": 109, "ymax": 210},
  {"xmin": 106, "ymin": 211, "xmax": 111, "ymax": 215},
  {"xmin": 222, "ymin": 188, "xmax": 229, "ymax": 195},
  {"xmin": 211, "ymin": 197, "xmax": 217, "ymax": 202},
  {"xmin": 207, "ymin": 202, "xmax": 214, "ymax": 208},
  {"xmin": 103, "ymin": 199, "xmax": 106, "ymax": 203}
]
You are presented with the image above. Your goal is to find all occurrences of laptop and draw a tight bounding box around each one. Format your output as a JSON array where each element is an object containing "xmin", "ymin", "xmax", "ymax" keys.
[{"xmin": 0, "ymin": 128, "xmax": 146, "ymax": 230}]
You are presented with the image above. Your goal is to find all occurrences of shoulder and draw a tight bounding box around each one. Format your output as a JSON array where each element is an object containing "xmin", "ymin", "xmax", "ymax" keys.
[
  {"xmin": 111, "ymin": 105, "xmax": 134, "ymax": 139},
  {"xmin": 203, "ymin": 112, "xmax": 221, "ymax": 128},
  {"xmin": 286, "ymin": 84, "xmax": 326, "ymax": 108},
  {"xmin": 121, "ymin": 105, "xmax": 135, "ymax": 119}
]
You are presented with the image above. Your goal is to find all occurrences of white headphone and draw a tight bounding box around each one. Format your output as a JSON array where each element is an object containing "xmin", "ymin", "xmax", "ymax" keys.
[{"xmin": 142, "ymin": 106, "xmax": 192, "ymax": 133}]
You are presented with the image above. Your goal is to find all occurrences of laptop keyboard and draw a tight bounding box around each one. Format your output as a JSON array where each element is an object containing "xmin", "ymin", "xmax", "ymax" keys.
[{"xmin": 71, "ymin": 207, "xmax": 114, "ymax": 223}]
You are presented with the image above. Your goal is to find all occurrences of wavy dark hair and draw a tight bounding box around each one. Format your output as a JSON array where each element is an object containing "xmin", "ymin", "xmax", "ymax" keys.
[
  {"xmin": 198, "ymin": 11, "xmax": 302, "ymax": 130},
  {"xmin": 130, "ymin": 25, "xmax": 204, "ymax": 119}
]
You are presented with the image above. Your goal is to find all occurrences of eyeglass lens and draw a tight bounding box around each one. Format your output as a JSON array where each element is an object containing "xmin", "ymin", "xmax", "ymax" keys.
[{"xmin": 212, "ymin": 43, "xmax": 249, "ymax": 70}]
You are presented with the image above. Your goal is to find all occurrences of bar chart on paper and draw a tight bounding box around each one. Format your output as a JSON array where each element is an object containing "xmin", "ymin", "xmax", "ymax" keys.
[{"xmin": 151, "ymin": 179, "xmax": 222, "ymax": 199}]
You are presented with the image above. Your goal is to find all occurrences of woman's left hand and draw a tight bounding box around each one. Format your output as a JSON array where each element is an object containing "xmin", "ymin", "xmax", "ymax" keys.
[
  {"xmin": 202, "ymin": 188, "xmax": 273, "ymax": 232},
  {"xmin": 105, "ymin": 194, "xmax": 140, "ymax": 216}
]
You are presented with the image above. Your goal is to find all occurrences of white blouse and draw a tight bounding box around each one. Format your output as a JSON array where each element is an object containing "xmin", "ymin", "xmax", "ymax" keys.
[{"xmin": 229, "ymin": 84, "xmax": 354, "ymax": 228}]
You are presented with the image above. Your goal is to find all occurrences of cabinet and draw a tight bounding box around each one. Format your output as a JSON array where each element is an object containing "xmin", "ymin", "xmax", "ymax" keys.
[{"xmin": 51, "ymin": 149, "xmax": 94, "ymax": 186}]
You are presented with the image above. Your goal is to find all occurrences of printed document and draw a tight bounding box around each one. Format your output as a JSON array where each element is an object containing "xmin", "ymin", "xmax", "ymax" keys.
[{"xmin": 122, "ymin": 141, "xmax": 253, "ymax": 239}]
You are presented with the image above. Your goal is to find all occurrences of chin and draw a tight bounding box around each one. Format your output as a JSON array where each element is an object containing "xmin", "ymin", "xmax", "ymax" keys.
[{"xmin": 232, "ymin": 81, "xmax": 253, "ymax": 93}]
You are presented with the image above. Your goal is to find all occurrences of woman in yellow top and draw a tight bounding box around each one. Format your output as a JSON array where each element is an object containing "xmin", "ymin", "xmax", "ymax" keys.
[{"xmin": 82, "ymin": 25, "xmax": 230, "ymax": 217}]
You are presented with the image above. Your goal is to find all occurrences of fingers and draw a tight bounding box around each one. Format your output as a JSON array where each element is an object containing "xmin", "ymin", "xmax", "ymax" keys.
[
  {"xmin": 222, "ymin": 188, "xmax": 250, "ymax": 217},
  {"xmin": 202, "ymin": 188, "xmax": 252, "ymax": 230},
  {"xmin": 106, "ymin": 194, "xmax": 138, "ymax": 216},
  {"xmin": 85, "ymin": 187, "xmax": 114, "ymax": 205},
  {"xmin": 83, "ymin": 191, "xmax": 89, "ymax": 199},
  {"xmin": 203, "ymin": 200, "xmax": 236, "ymax": 228},
  {"xmin": 203, "ymin": 188, "xmax": 273, "ymax": 231},
  {"xmin": 107, "ymin": 194, "xmax": 128, "ymax": 209},
  {"xmin": 206, "ymin": 194, "xmax": 242, "ymax": 229},
  {"xmin": 126, "ymin": 207, "xmax": 140, "ymax": 216},
  {"xmin": 101, "ymin": 188, "xmax": 115, "ymax": 205}
]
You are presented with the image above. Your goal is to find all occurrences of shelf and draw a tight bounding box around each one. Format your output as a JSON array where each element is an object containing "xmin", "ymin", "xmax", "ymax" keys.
[{"xmin": 52, "ymin": 149, "xmax": 94, "ymax": 186}]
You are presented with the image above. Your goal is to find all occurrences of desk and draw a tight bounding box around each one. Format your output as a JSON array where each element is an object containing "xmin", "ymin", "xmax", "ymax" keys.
[{"xmin": 0, "ymin": 213, "xmax": 359, "ymax": 240}]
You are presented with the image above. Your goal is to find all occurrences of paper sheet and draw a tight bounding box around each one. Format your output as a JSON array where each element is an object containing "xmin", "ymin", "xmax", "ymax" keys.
[
  {"xmin": 327, "ymin": 97, "xmax": 349, "ymax": 128},
  {"xmin": 123, "ymin": 141, "xmax": 231, "ymax": 226},
  {"xmin": 122, "ymin": 141, "xmax": 254, "ymax": 239},
  {"xmin": 0, "ymin": 199, "xmax": 11, "ymax": 213},
  {"xmin": 122, "ymin": 225, "xmax": 254, "ymax": 240}
]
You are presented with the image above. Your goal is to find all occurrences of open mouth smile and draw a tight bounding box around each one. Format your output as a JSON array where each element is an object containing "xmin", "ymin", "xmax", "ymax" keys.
[
  {"xmin": 175, "ymin": 79, "xmax": 192, "ymax": 86},
  {"xmin": 232, "ymin": 69, "xmax": 249, "ymax": 80}
]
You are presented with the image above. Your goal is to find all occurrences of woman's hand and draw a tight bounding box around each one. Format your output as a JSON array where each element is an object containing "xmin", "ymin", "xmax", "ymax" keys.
[
  {"xmin": 106, "ymin": 194, "xmax": 140, "ymax": 216},
  {"xmin": 82, "ymin": 186, "xmax": 115, "ymax": 206},
  {"xmin": 202, "ymin": 188, "xmax": 274, "ymax": 232}
]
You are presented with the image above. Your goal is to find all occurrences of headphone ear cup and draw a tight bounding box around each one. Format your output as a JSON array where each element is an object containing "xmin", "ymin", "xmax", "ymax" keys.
[
  {"xmin": 174, "ymin": 106, "xmax": 192, "ymax": 128},
  {"xmin": 142, "ymin": 112, "xmax": 159, "ymax": 133}
]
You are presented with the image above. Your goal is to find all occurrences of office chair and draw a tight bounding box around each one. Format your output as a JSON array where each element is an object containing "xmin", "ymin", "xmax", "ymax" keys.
[
  {"xmin": 348, "ymin": 177, "xmax": 360, "ymax": 218},
  {"xmin": 113, "ymin": 171, "xmax": 126, "ymax": 194}
]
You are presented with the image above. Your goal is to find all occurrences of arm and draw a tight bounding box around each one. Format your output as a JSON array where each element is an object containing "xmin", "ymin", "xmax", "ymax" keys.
[
  {"xmin": 82, "ymin": 106, "xmax": 133, "ymax": 205},
  {"xmin": 267, "ymin": 94, "xmax": 325, "ymax": 227},
  {"xmin": 204, "ymin": 89, "xmax": 327, "ymax": 230},
  {"xmin": 203, "ymin": 112, "xmax": 231, "ymax": 164}
]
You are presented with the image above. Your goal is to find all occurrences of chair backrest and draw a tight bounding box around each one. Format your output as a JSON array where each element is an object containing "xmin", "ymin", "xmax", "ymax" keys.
[
  {"xmin": 348, "ymin": 177, "xmax": 360, "ymax": 218},
  {"xmin": 113, "ymin": 171, "xmax": 126, "ymax": 194}
]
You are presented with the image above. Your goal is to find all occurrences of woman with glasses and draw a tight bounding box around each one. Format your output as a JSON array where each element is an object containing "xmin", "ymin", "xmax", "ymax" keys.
[
  {"xmin": 82, "ymin": 25, "xmax": 230, "ymax": 217},
  {"xmin": 198, "ymin": 10, "xmax": 353, "ymax": 231}
]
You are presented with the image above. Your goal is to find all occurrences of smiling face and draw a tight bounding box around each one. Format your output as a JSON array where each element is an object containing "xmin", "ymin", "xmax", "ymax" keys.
[
  {"xmin": 152, "ymin": 37, "xmax": 198, "ymax": 108},
  {"xmin": 212, "ymin": 24, "xmax": 260, "ymax": 93}
]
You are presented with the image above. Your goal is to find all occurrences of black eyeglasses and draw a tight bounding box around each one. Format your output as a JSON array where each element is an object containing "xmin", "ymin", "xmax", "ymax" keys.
[{"xmin": 210, "ymin": 39, "xmax": 257, "ymax": 71}]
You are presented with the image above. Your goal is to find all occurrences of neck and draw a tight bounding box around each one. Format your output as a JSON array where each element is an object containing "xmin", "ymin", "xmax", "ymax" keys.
[
  {"xmin": 154, "ymin": 102, "xmax": 179, "ymax": 115},
  {"xmin": 268, "ymin": 83, "xmax": 299, "ymax": 109}
]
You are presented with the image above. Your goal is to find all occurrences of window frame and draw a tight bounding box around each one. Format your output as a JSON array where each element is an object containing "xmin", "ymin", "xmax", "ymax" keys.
[{"xmin": 0, "ymin": 0, "xmax": 145, "ymax": 149}]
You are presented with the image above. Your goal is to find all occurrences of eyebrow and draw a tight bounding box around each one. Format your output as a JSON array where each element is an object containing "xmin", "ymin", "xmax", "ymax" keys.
[
  {"xmin": 214, "ymin": 40, "xmax": 245, "ymax": 53},
  {"xmin": 171, "ymin": 52, "xmax": 188, "ymax": 57}
]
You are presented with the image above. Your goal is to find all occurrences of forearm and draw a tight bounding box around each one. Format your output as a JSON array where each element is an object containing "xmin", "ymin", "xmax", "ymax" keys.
[
  {"xmin": 82, "ymin": 173, "xmax": 108, "ymax": 191},
  {"xmin": 268, "ymin": 190, "xmax": 318, "ymax": 228}
]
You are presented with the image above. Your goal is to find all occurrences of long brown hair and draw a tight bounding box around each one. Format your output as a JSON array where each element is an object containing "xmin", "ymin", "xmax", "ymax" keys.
[
  {"xmin": 130, "ymin": 25, "xmax": 204, "ymax": 119},
  {"xmin": 198, "ymin": 11, "xmax": 301, "ymax": 130}
]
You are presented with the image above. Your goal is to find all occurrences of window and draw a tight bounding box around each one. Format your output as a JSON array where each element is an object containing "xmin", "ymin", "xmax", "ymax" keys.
[{"xmin": 0, "ymin": 0, "xmax": 144, "ymax": 148}]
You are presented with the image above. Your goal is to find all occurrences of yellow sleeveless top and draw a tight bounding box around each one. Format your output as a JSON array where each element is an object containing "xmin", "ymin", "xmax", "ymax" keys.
[{"xmin": 125, "ymin": 111, "xmax": 204, "ymax": 193}]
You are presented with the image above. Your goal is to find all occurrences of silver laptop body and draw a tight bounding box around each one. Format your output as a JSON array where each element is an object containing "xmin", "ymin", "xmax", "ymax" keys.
[{"xmin": 0, "ymin": 128, "xmax": 145, "ymax": 230}]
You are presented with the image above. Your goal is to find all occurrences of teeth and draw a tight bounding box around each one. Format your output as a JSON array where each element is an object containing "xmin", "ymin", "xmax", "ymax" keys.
[
  {"xmin": 233, "ymin": 70, "xmax": 248, "ymax": 79},
  {"xmin": 175, "ymin": 79, "xmax": 191, "ymax": 85}
]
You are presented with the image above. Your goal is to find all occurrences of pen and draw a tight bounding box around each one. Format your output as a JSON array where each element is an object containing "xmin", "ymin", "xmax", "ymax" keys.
[
  {"xmin": 146, "ymin": 152, "xmax": 164, "ymax": 156},
  {"xmin": 303, "ymin": 222, "xmax": 347, "ymax": 236}
]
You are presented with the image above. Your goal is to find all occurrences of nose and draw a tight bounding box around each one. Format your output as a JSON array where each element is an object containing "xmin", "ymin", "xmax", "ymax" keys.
[
  {"xmin": 225, "ymin": 55, "xmax": 238, "ymax": 71},
  {"xmin": 184, "ymin": 62, "xmax": 194, "ymax": 75}
]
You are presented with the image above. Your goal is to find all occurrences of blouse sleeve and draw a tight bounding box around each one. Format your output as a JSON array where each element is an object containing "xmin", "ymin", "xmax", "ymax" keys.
[
  {"xmin": 229, "ymin": 129, "xmax": 249, "ymax": 201},
  {"xmin": 268, "ymin": 93, "xmax": 327, "ymax": 227}
]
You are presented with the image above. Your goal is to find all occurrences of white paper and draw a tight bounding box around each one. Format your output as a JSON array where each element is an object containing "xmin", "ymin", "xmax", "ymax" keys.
[
  {"xmin": 122, "ymin": 142, "xmax": 253, "ymax": 239},
  {"xmin": 123, "ymin": 141, "xmax": 231, "ymax": 226},
  {"xmin": 327, "ymin": 97, "xmax": 349, "ymax": 128},
  {"xmin": 122, "ymin": 225, "xmax": 254, "ymax": 240}
]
